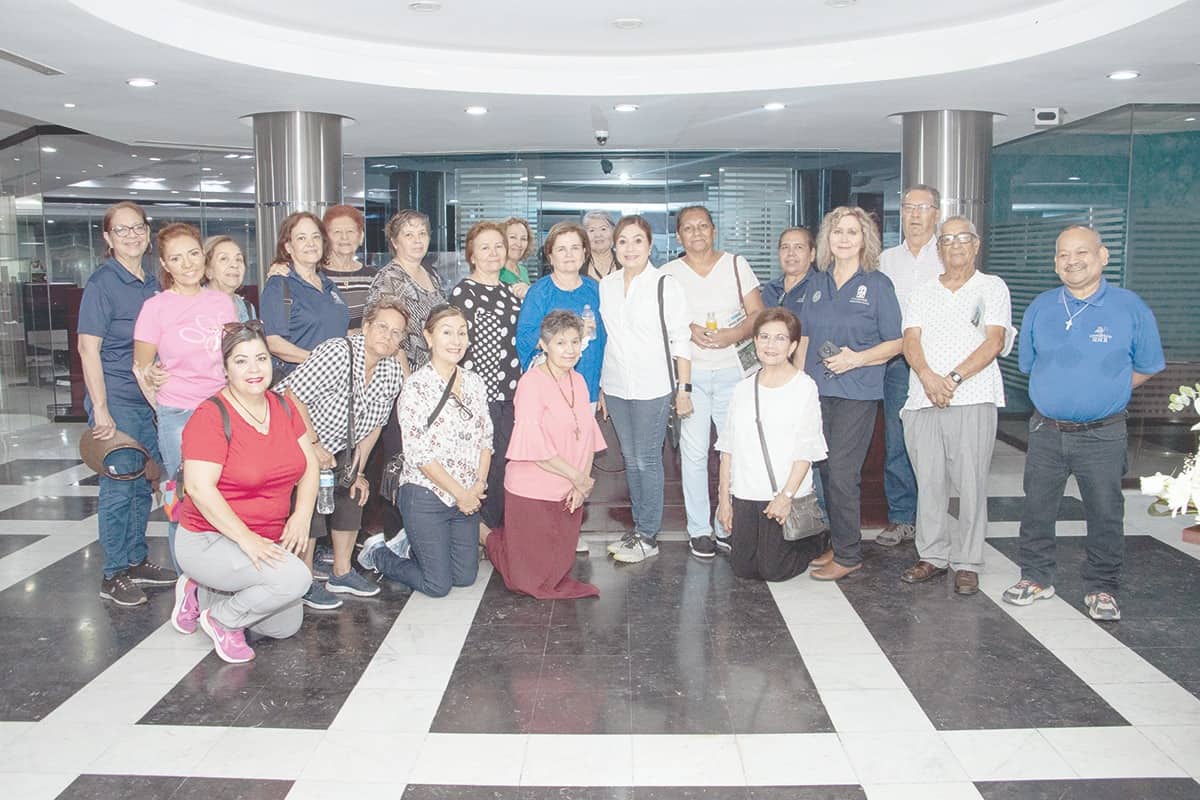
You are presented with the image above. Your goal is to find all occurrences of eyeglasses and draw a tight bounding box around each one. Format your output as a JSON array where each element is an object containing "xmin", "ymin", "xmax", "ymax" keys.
[
  {"xmin": 110, "ymin": 223, "xmax": 149, "ymax": 238},
  {"xmin": 937, "ymin": 232, "xmax": 978, "ymax": 246},
  {"xmin": 448, "ymin": 392, "xmax": 473, "ymax": 421},
  {"xmin": 901, "ymin": 203, "xmax": 937, "ymax": 215},
  {"xmin": 222, "ymin": 320, "xmax": 265, "ymax": 336},
  {"xmin": 368, "ymin": 320, "xmax": 405, "ymax": 346},
  {"xmin": 755, "ymin": 333, "xmax": 792, "ymax": 345}
]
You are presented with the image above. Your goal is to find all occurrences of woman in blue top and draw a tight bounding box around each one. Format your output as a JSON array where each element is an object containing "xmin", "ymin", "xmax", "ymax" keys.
[
  {"xmin": 516, "ymin": 222, "xmax": 605, "ymax": 408},
  {"xmin": 260, "ymin": 212, "xmax": 350, "ymax": 383},
  {"xmin": 798, "ymin": 207, "xmax": 902, "ymax": 582},
  {"xmin": 77, "ymin": 201, "xmax": 178, "ymax": 607}
]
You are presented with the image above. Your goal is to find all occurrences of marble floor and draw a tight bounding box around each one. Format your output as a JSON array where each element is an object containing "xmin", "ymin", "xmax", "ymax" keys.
[{"xmin": 2, "ymin": 420, "xmax": 1200, "ymax": 799}]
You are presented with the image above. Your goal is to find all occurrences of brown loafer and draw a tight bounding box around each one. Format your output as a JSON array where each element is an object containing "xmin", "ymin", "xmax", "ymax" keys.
[
  {"xmin": 810, "ymin": 561, "xmax": 862, "ymax": 581},
  {"xmin": 900, "ymin": 560, "xmax": 948, "ymax": 584},
  {"xmin": 811, "ymin": 549, "xmax": 835, "ymax": 568},
  {"xmin": 954, "ymin": 570, "xmax": 979, "ymax": 596}
]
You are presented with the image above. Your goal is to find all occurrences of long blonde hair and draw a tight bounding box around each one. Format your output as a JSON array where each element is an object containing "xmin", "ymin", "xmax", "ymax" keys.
[{"xmin": 815, "ymin": 206, "xmax": 882, "ymax": 271}]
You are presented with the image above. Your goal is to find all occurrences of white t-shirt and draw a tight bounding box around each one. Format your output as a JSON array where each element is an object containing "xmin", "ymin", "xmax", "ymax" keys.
[
  {"xmin": 902, "ymin": 271, "xmax": 1014, "ymax": 411},
  {"xmin": 715, "ymin": 371, "xmax": 827, "ymax": 503},
  {"xmin": 661, "ymin": 252, "xmax": 760, "ymax": 372},
  {"xmin": 880, "ymin": 238, "xmax": 943, "ymax": 318}
]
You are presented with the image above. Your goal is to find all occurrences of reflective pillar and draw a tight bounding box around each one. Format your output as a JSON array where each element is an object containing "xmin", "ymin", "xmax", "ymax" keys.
[
  {"xmin": 898, "ymin": 110, "xmax": 997, "ymax": 244},
  {"xmin": 247, "ymin": 111, "xmax": 347, "ymax": 284}
]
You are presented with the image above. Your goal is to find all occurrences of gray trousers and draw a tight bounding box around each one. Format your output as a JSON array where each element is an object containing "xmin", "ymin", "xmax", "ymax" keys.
[
  {"xmin": 176, "ymin": 527, "xmax": 310, "ymax": 638},
  {"xmin": 901, "ymin": 403, "xmax": 997, "ymax": 572}
]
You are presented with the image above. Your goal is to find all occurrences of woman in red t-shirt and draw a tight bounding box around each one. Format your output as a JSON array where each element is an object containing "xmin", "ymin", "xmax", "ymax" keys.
[{"xmin": 170, "ymin": 322, "xmax": 319, "ymax": 663}]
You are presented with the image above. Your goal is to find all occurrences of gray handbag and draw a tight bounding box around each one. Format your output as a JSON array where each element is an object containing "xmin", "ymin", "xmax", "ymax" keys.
[{"xmin": 753, "ymin": 377, "xmax": 825, "ymax": 541}]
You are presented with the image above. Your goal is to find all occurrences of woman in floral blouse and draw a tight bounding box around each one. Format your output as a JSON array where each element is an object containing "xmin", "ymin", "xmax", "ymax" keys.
[{"xmin": 359, "ymin": 305, "xmax": 492, "ymax": 597}]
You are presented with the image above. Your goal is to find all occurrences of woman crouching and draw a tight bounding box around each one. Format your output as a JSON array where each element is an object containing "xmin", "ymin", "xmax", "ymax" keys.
[
  {"xmin": 484, "ymin": 310, "xmax": 603, "ymax": 599},
  {"xmin": 170, "ymin": 321, "xmax": 318, "ymax": 662}
]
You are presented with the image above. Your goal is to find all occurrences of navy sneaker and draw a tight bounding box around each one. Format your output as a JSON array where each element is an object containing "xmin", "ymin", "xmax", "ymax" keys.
[
  {"xmin": 327, "ymin": 568, "xmax": 381, "ymax": 597},
  {"xmin": 689, "ymin": 535, "xmax": 717, "ymax": 559},
  {"xmin": 302, "ymin": 580, "xmax": 343, "ymax": 610}
]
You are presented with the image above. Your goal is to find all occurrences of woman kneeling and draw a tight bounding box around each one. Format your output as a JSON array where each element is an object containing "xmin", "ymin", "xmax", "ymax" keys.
[
  {"xmin": 171, "ymin": 322, "xmax": 319, "ymax": 662},
  {"xmin": 485, "ymin": 310, "xmax": 604, "ymax": 599},
  {"xmin": 716, "ymin": 308, "xmax": 829, "ymax": 581}
]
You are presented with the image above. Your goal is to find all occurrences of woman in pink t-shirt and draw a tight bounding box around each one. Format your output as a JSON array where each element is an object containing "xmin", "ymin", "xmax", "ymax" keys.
[
  {"xmin": 482, "ymin": 310, "xmax": 605, "ymax": 599},
  {"xmin": 133, "ymin": 223, "xmax": 236, "ymax": 566}
]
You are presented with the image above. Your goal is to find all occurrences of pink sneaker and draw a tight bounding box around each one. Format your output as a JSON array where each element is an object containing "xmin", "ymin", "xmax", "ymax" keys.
[
  {"xmin": 198, "ymin": 609, "xmax": 255, "ymax": 663},
  {"xmin": 171, "ymin": 576, "xmax": 200, "ymax": 635}
]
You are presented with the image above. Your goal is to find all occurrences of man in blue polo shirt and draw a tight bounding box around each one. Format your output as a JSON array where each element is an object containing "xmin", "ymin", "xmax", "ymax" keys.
[{"xmin": 1003, "ymin": 225, "xmax": 1164, "ymax": 621}]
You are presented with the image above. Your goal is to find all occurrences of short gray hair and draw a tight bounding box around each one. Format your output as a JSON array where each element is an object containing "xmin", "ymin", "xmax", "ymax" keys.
[
  {"xmin": 540, "ymin": 309, "xmax": 584, "ymax": 341},
  {"xmin": 581, "ymin": 210, "xmax": 615, "ymax": 230},
  {"xmin": 939, "ymin": 216, "xmax": 978, "ymax": 236},
  {"xmin": 902, "ymin": 184, "xmax": 941, "ymax": 207}
]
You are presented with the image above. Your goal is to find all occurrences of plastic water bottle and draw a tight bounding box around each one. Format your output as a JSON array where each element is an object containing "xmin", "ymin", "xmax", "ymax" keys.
[
  {"xmin": 317, "ymin": 468, "xmax": 335, "ymax": 515},
  {"xmin": 581, "ymin": 305, "xmax": 596, "ymax": 344}
]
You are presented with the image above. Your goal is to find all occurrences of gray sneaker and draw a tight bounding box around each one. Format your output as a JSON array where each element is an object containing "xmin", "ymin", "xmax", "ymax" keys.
[
  {"xmin": 875, "ymin": 523, "xmax": 915, "ymax": 547},
  {"xmin": 100, "ymin": 572, "xmax": 148, "ymax": 607},
  {"xmin": 357, "ymin": 532, "xmax": 386, "ymax": 573},
  {"xmin": 126, "ymin": 559, "xmax": 177, "ymax": 586},
  {"xmin": 612, "ymin": 534, "xmax": 659, "ymax": 564},
  {"xmin": 607, "ymin": 530, "xmax": 638, "ymax": 556},
  {"xmin": 1002, "ymin": 579, "xmax": 1056, "ymax": 606},
  {"xmin": 1084, "ymin": 592, "xmax": 1121, "ymax": 621},
  {"xmin": 385, "ymin": 529, "xmax": 411, "ymax": 560},
  {"xmin": 302, "ymin": 580, "xmax": 343, "ymax": 610},
  {"xmin": 327, "ymin": 567, "xmax": 381, "ymax": 597}
]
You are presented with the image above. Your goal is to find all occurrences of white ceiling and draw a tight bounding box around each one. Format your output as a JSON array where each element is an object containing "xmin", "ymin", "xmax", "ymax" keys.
[{"xmin": 0, "ymin": 0, "xmax": 1198, "ymax": 157}]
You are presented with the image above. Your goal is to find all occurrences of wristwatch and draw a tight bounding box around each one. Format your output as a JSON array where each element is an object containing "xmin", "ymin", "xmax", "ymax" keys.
[
  {"xmin": 949, "ymin": 370, "xmax": 964, "ymax": 385},
  {"xmin": 781, "ymin": 488, "xmax": 796, "ymax": 499},
  {"xmin": 677, "ymin": 382, "xmax": 693, "ymax": 393}
]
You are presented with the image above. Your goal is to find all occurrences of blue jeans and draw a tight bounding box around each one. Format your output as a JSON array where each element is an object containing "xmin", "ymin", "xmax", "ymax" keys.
[
  {"xmin": 679, "ymin": 366, "xmax": 742, "ymax": 539},
  {"xmin": 156, "ymin": 404, "xmax": 195, "ymax": 570},
  {"xmin": 1018, "ymin": 413, "xmax": 1128, "ymax": 594},
  {"xmin": 374, "ymin": 484, "xmax": 479, "ymax": 597},
  {"xmin": 87, "ymin": 398, "xmax": 160, "ymax": 579},
  {"xmin": 883, "ymin": 357, "xmax": 917, "ymax": 525},
  {"xmin": 606, "ymin": 393, "xmax": 671, "ymax": 542}
]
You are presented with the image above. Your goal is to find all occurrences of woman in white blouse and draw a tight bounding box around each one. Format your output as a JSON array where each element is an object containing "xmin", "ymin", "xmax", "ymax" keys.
[
  {"xmin": 716, "ymin": 307, "xmax": 829, "ymax": 581},
  {"xmin": 358, "ymin": 305, "xmax": 492, "ymax": 597},
  {"xmin": 598, "ymin": 215, "xmax": 693, "ymax": 564}
]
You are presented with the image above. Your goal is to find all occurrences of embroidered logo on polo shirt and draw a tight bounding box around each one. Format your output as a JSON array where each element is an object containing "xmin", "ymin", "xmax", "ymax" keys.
[
  {"xmin": 1090, "ymin": 325, "xmax": 1112, "ymax": 344},
  {"xmin": 850, "ymin": 285, "xmax": 870, "ymax": 306},
  {"xmin": 811, "ymin": 290, "xmax": 822, "ymax": 303}
]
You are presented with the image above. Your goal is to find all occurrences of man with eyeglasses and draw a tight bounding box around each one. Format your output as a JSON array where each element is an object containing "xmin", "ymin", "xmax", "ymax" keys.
[
  {"xmin": 1003, "ymin": 225, "xmax": 1163, "ymax": 621},
  {"xmin": 876, "ymin": 185, "xmax": 945, "ymax": 547},
  {"xmin": 898, "ymin": 217, "xmax": 1013, "ymax": 595}
]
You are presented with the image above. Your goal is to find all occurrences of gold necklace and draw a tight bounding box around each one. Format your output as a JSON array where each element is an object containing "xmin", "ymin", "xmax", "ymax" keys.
[
  {"xmin": 545, "ymin": 364, "xmax": 580, "ymax": 440},
  {"xmin": 226, "ymin": 388, "xmax": 268, "ymax": 427}
]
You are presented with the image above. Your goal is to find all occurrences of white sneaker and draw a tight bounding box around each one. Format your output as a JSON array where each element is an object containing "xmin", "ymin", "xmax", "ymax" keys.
[
  {"xmin": 607, "ymin": 530, "xmax": 637, "ymax": 556},
  {"xmin": 357, "ymin": 533, "xmax": 386, "ymax": 573},
  {"xmin": 612, "ymin": 535, "xmax": 659, "ymax": 564},
  {"xmin": 386, "ymin": 529, "xmax": 411, "ymax": 560}
]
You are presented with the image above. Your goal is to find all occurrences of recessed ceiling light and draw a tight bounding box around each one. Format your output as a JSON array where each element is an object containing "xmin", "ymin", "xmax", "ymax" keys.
[
  {"xmin": 41, "ymin": 146, "xmax": 57, "ymax": 153},
  {"xmin": 63, "ymin": 102, "xmax": 76, "ymax": 109},
  {"xmin": 408, "ymin": 0, "xmax": 442, "ymax": 10},
  {"xmin": 612, "ymin": 17, "xmax": 643, "ymax": 30},
  {"xmin": 533, "ymin": 175, "xmax": 546, "ymax": 180},
  {"xmin": 519, "ymin": 176, "xmax": 529, "ymax": 182},
  {"xmin": 825, "ymin": 0, "xmax": 857, "ymax": 6},
  {"xmin": 614, "ymin": 104, "xmax": 639, "ymax": 113},
  {"xmin": 1186, "ymin": 117, "xmax": 1197, "ymax": 122},
  {"xmin": 763, "ymin": 102, "xmax": 786, "ymax": 111},
  {"xmin": 201, "ymin": 167, "xmax": 213, "ymax": 171},
  {"xmin": 1067, "ymin": 176, "xmax": 1081, "ymax": 181},
  {"xmin": 465, "ymin": 105, "xmax": 488, "ymax": 115},
  {"xmin": 1106, "ymin": 70, "xmax": 1140, "ymax": 80},
  {"xmin": 12, "ymin": 157, "xmax": 19, "ymax": 161},
  {"xmin": 54, "ymin": 175, "xmax": 60, "ymax": 179},
  {"xmin": 170, "ymin": 190, "xmax": 180, "ymax": 194},
  {"xmin": 80, "ymin": 169, "xmax": 87, "ymax": 173},
  {"xmin": 239, "ymin": 154, "xmax": 253, "ymax": 159},
  {"xmin": 698, "ymin": 173, "xmax": 712, "ymax": 178},
  {"xmin": 224, "ymin": 153, "xmax": 239, "ymax": 159},
  {"xmin": 126, "ymin": 77, "xmax": 157, "ymax": 88},
  {"xmin": 96, "ymin": 163, "xmax": 103, "ymax": 168},
  {"xmin": 148, "ymin": 156, "xmax": 161, "ymax": 161},
  {"xmin": 130, "ymin": 154, "xmax": 138, "ymax": 158},
  {"xmin": 31, "ymin": 182, "xmax": 37, "ymax": 186},
  {"xmin": 129, "ymin": 191, "xmax": 138, "ymax": 195}
]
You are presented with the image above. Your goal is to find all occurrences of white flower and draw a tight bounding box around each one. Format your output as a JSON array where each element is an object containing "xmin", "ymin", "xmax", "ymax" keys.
[
  {"xmin": 1140, "ymin": 473, "xmax": 1169, "ymax": 496},
  {"xmin": 1166, "ymin": 477, "xmax": 1194, "ymax": 517}
]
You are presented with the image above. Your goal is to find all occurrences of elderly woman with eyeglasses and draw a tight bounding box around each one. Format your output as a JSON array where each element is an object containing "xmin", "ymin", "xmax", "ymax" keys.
[
  {"xmin": 358, "ymin": 305, "xmax": 491, "ymax": 598},
  {"xmin": 171, "ymin": 321, "xmax": 319, "ymax": 663},
  {"xmin": 276, "ymin": 297, "xmax": 408, "ymax": 610},
  {"xmin": 133, "ymin": 223, "xmax": 238, "ymax": 568},
  {"xmin": 78, "ymin": 202, "xmax": 179, "ymax": 607}
]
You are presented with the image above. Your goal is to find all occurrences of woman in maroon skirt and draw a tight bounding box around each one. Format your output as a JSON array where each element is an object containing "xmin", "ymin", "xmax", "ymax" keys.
[{"xmin": 483, "ymin": 310, "xmax": 604, "ymax": 599}]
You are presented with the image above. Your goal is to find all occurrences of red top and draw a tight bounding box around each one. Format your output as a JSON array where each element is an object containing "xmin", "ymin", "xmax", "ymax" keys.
[{"xmin": 178, "ymin": 392, "xmax": 308, "ymax": 541}]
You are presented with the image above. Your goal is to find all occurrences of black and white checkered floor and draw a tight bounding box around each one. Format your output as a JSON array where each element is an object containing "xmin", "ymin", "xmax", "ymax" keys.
[{"xmin": 2, "ymin": 422, "xmax": 1200, "ymax": 799}]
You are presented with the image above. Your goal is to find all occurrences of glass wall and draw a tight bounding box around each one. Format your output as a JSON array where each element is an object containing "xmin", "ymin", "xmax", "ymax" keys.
[
  {"xmin": 363, "ymin": 150, "xmax": 901, "ymax": 284},
  {"xmin": 988, "ymin": 104, "xmax": 1200, "ymax": 416}
]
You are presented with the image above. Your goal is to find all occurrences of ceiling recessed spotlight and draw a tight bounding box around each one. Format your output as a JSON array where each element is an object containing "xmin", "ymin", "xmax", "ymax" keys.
[
  {"xmin": 201, "ymin": 167, "xmax": 213, "ymax": 171},
  {"xmin": 12, "ymin": 157, "xmax": 19, "ymax": 161},
  {"xmin": 80, "ymin": 169, "xmax": 87, "ymax": 173},
  {"xmin": 614, "ymin": 104, "xmax": 639, "ymax": 113},
  {"xmin": 170, "ymin": 190, "xmax": 180, "ymax": 194},
  {"xmin": 130, "ymin": 154, "xmax": 138, "ymax": 158},
  {"xmin": 465, "ymin": 105, "xmax": 488, "ymax": 115},
  {"xmin": 96, "ymin": 163, "xmax": 103, "ymax": 168},
  {"xmin": 129, "ymin": 191, "xmax": 138, "ymax": 195},
  {"xmin": 31, "ymin": 182, "xmax": 37, "ymax": 186},
  {"xmin": 698, "ymin": 172, "xmax": 712, "ymax": 178},
  {"xmin": 1186, "ymin": 117, "xmax": 1197, "ymax": 122},
  {"xmin": 148, "ymin": 156, "xmax": 161, "ymax": 161},
  {"xmin": 763, "ymin": 102, "xmax": 786, "ymax": 111},
  {"xmin": 63, "ymin": 102, "xmax": 76, "ymax": 108},
  {"xmin": 1067, "ymin": 176, "xmax": 1081, "ymax": 181},
  {"xmin": 408, "ymin": 0, "xmax": 442, "ymax": 10},
  {"xmin": 533, "ymin": 175, "xmax": 546, "ymax": 180},
  {"xmin": 224, "ymin": 153, "xmax": 239, "ymax": 159},
  {"xmin": 41, "ymin": 146, "xmax": 57, "ymax": 153},
  {"xmin": 825, "ymin": 0, "xmax": 857, "ymax": 6},
  {"xmin": 612, "ymin": 17, "xmax": 643, "ymax": 30},
  {"xmin": 126, "ymin": 77, "xmax": 157, "ymax": 88},
  {"xmin": 519, "ymin": 176, "xmax": 529, "ymax": 182},
  {"xmin": 54, "ymin": 176, "xmax": 61, "ymax": 180},
  {"xmin": 1106, "ymin": 70, "xmax": 1140, "ymax": 80}
]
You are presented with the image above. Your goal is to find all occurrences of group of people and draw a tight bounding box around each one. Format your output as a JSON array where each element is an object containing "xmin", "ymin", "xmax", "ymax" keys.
[{"xmin": 78, "ymin": 187, "xmax": 1163, "ymax": 663}]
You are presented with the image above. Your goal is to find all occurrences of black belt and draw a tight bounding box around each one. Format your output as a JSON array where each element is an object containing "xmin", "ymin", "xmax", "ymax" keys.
[{"xmin": 1036, "ymin": 411, "xmax": 1126, "ymax": 433}]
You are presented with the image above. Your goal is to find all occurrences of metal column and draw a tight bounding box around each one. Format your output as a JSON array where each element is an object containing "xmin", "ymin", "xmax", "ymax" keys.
[
  {"xmin": 247, "ymin": 111, "xmax": 347, "ymax": 285},
  {"xmin": 898, "ymin": 110, "xmax": 997, "ymax": 244}
]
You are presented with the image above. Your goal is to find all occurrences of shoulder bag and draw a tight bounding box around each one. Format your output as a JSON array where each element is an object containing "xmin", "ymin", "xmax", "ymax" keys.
[
  {"xmin": 753, "ymin": 377, "xmax": 825, "ymax": 541},
  {"xmin": 333, "ymin": 338, "xmax": 359, "ymax": 489},
  {"xmin": 657, "ymin": 276, "xmax": 681, "ymax": 450}
]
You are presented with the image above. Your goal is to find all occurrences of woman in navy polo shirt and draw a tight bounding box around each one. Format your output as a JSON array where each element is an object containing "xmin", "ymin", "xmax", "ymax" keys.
[
  {"xmin": 260, "ymin": 212, "xmax": 350, "ymax": 384},
  {"xmin": 799, "ymin": 207, "xmax": 902, "ymax": 581},
  {"xmin": 78, "ymin": 202, "xmax": 178, "ymax": 607}
]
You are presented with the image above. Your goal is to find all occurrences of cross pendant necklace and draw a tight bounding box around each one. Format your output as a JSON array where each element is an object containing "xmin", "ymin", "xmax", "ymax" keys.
[
  {"xmin": 547, "ymin": 364, "xmax": 580, "ymax": 440},
  {"xmin": 1061, "ymin": 290, "xmax": 1087, "ymax": 331}
]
